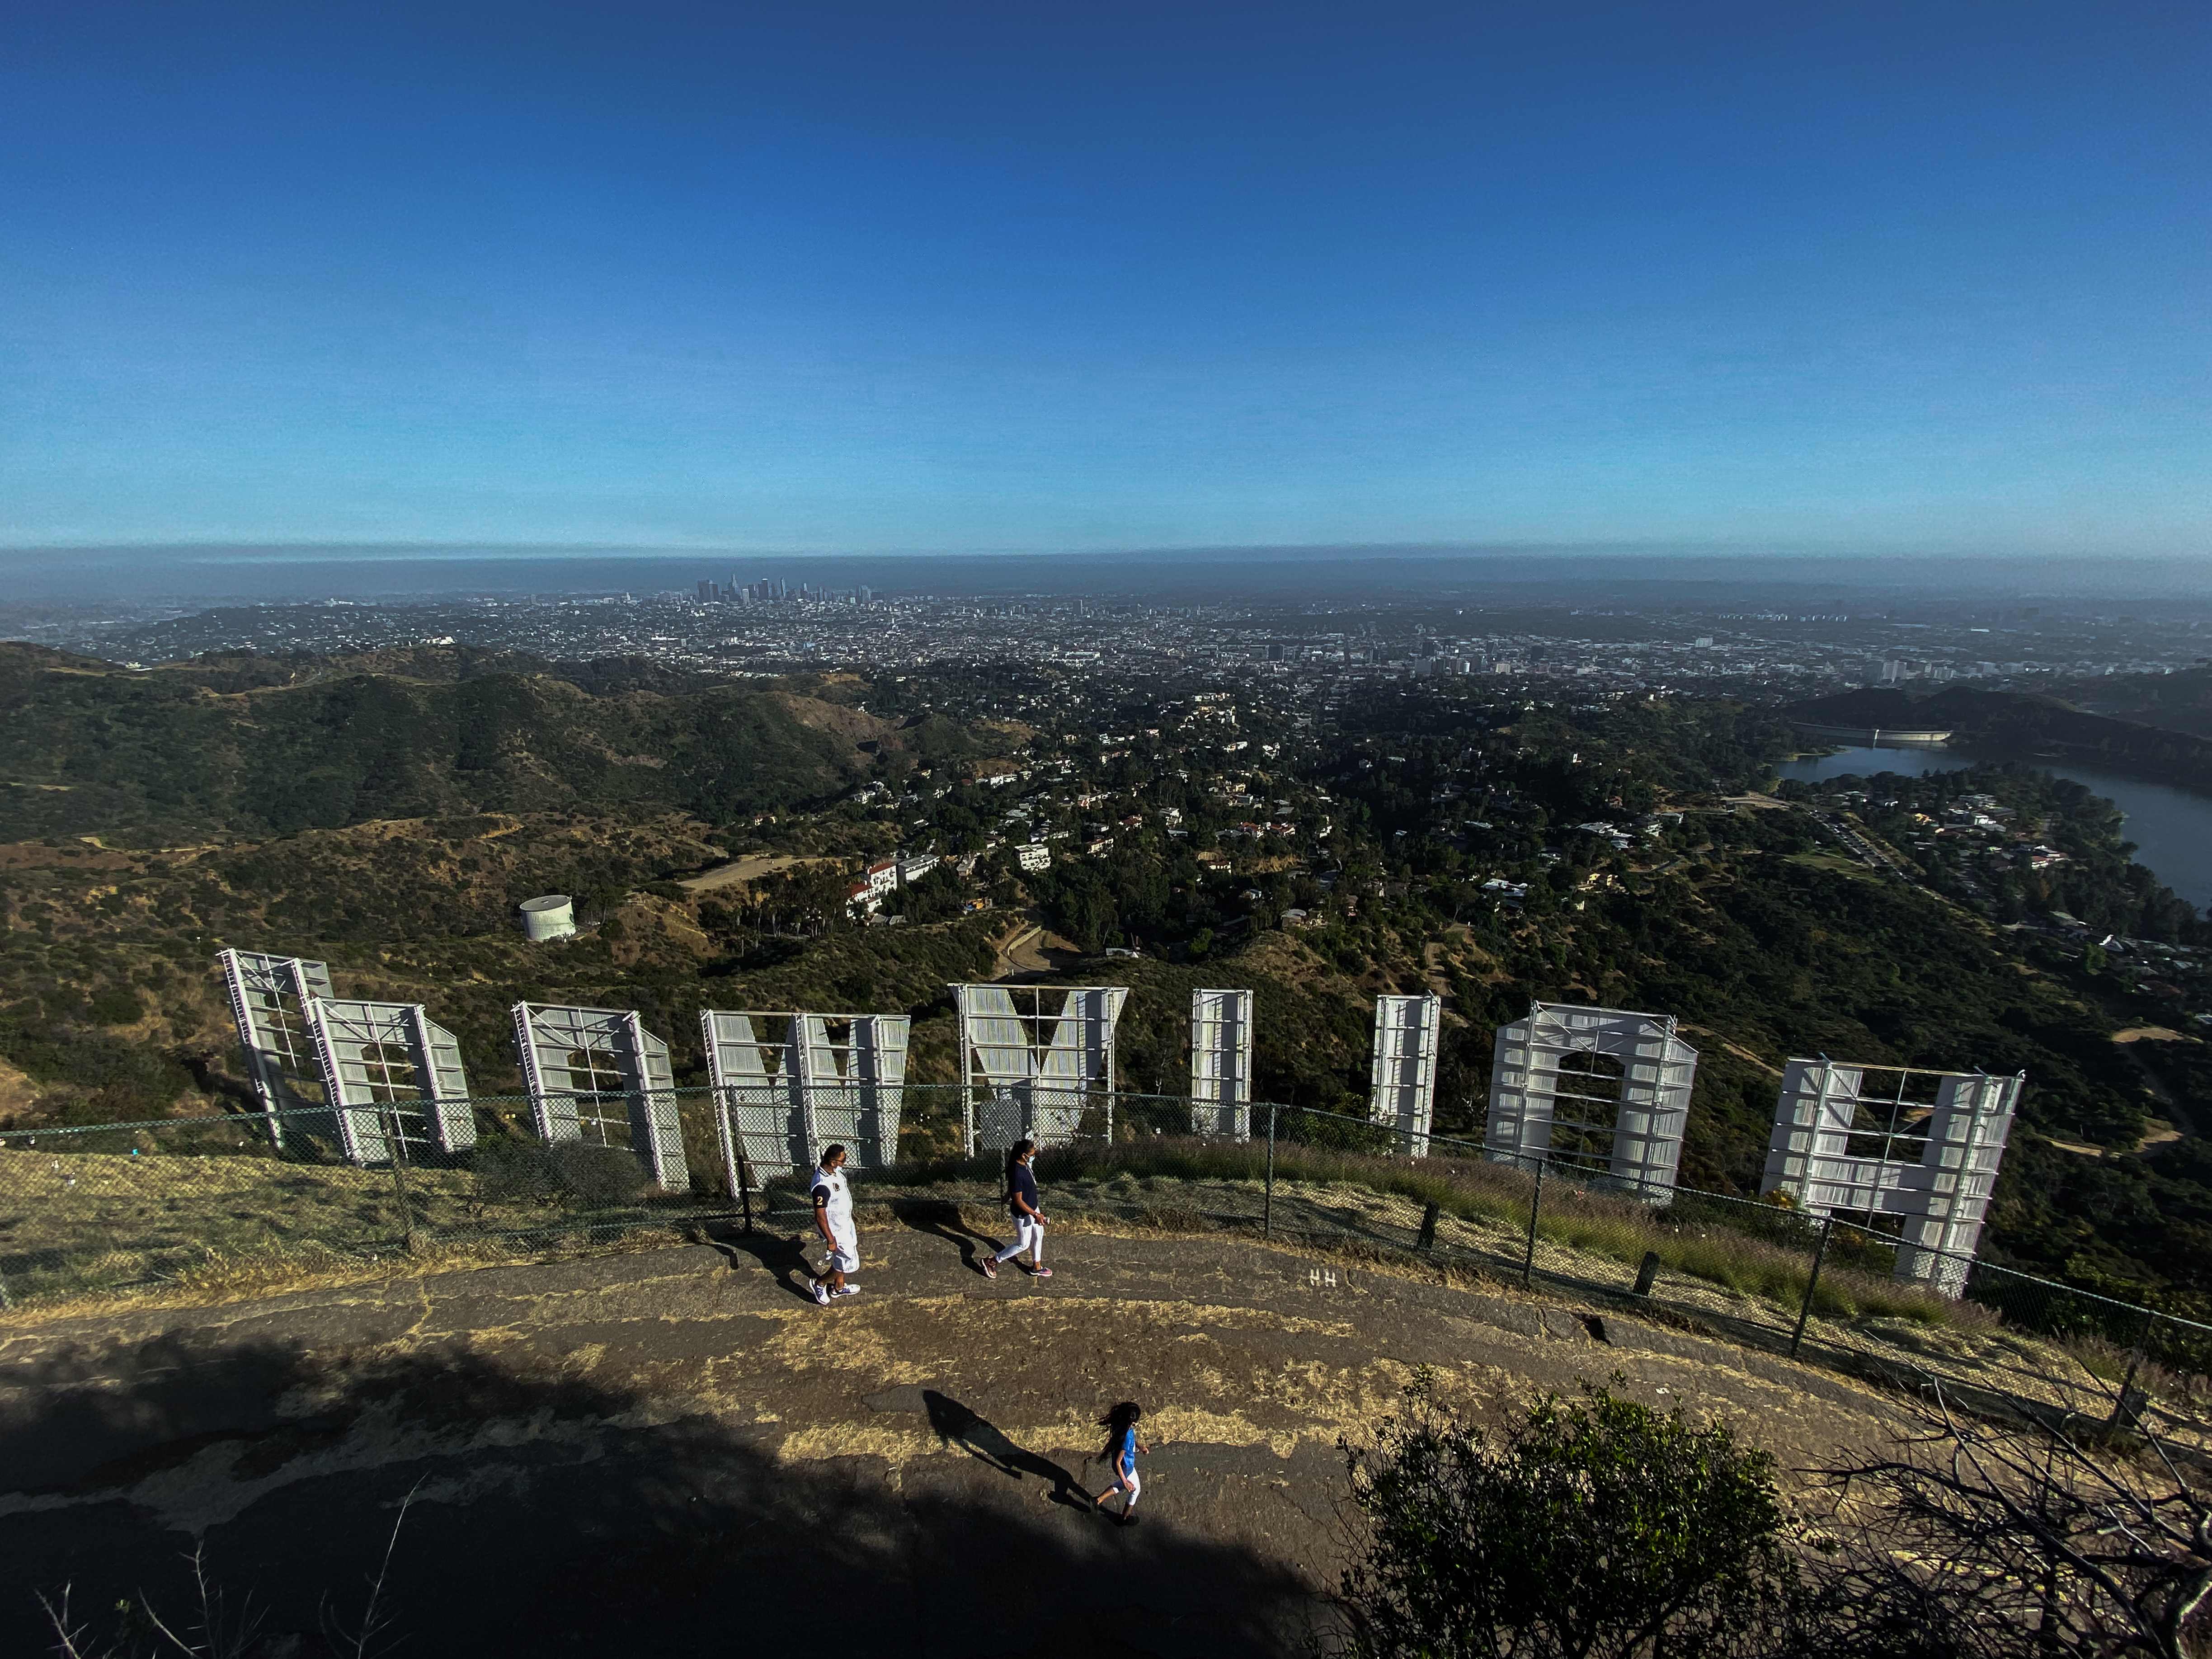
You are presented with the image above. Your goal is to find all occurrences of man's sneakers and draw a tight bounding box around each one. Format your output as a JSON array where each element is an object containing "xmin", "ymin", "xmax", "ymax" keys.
[
  {"xmin": 811, "ymin": 1280, "xmax": 831, "ymax": 1306},
  {"xmin": 1116, "ymin": 1511, "xmax": 1139, "ymax": 1528},
  {"xmin": 979, "ymin": 1255, "xmax": 998, "ymax": 1280},
  {"xmin": 834, "ymin": 1285, "xmax": 861, "ymax": 1297},
  {"xmin": 1031, "ymin": 1265, "xmax": 1053, "ymax": 1279}
]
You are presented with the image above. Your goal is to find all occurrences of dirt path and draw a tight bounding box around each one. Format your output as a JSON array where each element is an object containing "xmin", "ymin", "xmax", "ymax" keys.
[
  {"xmin": 989, "ymin": 911, "xmax": 1082, "ymax": 979},
  {"xmin": 2111, "ymin": 1027, "xmax": 2199, "ymax": 1144},
  {"xmin": 1420, "ymin": 940, "xmax": 1455, "ymax": 997},
  {"xmin": 1681, "ymin": 1023, "xmax": 1785, "ymax": 1077},
  {"xmin": 0, "ymin": 1230, "xmax": 1905, "ymax": 1658},
  {"xmin": 994, "ymin": 920, "xmax": 1045, "ymax": 976},
  {"xmin": 678, "ymin": 852, "xmax": 833, "ymax": 892}
]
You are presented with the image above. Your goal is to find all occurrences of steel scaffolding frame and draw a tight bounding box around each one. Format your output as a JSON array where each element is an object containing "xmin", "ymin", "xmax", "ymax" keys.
[
  {"xmin": 1486, "ymin": 1002, "xmax": 1698, "ymax": 1200},
  {"xmin": 1760, "ymin": 1059, "xmax": 2024, "ymax": 1295},
  {"xmin": 510, "ymin": 1003, "xmax": 687, "ymax": 1189},
  {"xmin": 1188, "ymin": 987, "xmax": 1254, "ymax": 1141},
  {"xmin": 700, "ymin": 1009, "xmax": 911, "ymax": 1184},
  {"xmin": 305, "ymin": 997, "xmax": 475, "ymax": 1164},
  {"xmin": 951, "ymin": 983, "xmax": 1126, "ymax": 1153},
  {"xmin": 1369, "ymin": 993, "xmax": 1442, "ymax": 1157},
  {"xmin": 218, "ymin": 949, "xmax": 336, "ymax": 1149}
]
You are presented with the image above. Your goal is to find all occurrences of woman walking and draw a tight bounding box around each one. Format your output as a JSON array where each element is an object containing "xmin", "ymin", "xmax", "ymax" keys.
[
  {"xmin": 1092, "ymin": 1401, "xmax": 1147, "ymax": 1526},
  {"xmin": 980, "ymin": 1138, "xmax": 1049, "ymax": 1280}
]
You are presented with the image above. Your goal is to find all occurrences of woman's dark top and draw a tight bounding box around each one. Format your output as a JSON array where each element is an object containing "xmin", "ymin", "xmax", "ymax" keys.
[{"xmin": 1008, "ymin": 1162, "xmax": 1041, "ymax": 1219}]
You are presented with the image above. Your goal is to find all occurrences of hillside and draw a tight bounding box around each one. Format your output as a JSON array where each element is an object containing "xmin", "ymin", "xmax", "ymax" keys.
[
  {"xmin": 4, "ymin": 653, "xmax": 2209, "ymax": 1322},
  {"xmin": 0, "ymin": 809, "xmax": 1013, "ymax": 1122},
  {"xmin": 1788, "ymin": 684, "xmax": 2212, "ymax": 791},
  {"xmin": 2050, "ymin": 664, "xmax": 2212, "ymax": 742},
  {"xmin": 0, "ymin": 644, "xmax": 974, "ymax": 844}
]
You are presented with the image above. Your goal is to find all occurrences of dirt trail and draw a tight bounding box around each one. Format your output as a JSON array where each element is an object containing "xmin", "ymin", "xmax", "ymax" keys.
[
  {"xmin": 0, "ymin": 1230, "xmax": 1906, "ymax": 1657},
  {"xmin": 679, "ymin": 852, "xmax": 833, "ymax": 892},
  {"xmin": 1420, "ymin": 940, "xmax": 1454, "ymax": 997},
  {"xmin": 988, "ymin": 911, "xmax": 1082, "ymax": 979},
  {"xmin": 2109, "ymin": 1027, "xmax": 2199, "ymax": 1144},
  {"xmin": 1681, "ymin": 1023, "xmax": 1785, "ymax": 1077}
]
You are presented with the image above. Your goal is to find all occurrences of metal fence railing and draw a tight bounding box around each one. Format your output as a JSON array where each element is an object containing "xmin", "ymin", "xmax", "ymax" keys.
[{"xmin": 5, "ymin": 1087, "xmax": 2208, "ymax": 1453}]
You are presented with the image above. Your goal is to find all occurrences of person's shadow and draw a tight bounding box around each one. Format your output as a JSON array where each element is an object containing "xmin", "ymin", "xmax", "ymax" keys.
[
  {"xmin": 895, "ymin": 1199, "xmax": 999, "ymax": 1276},
  {"xmin": 704, "ymin": 1224, "xmax": 819, "ymax": 1305},
  {"xmin": 923, "ymin": 1390, "xmax": 1094, "ymax": 1511}
]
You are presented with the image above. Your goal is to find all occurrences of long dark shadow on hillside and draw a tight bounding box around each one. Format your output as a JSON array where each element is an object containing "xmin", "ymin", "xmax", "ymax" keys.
[{"xmin": 0, "ymin": 1332, "xmax": 1322, "ymax": 1658}]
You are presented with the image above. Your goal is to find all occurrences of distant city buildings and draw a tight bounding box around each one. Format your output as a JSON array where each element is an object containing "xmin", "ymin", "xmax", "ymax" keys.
[{"xmin": 30, "ymin": 572, "xmax": 2209, "ymax": 702}]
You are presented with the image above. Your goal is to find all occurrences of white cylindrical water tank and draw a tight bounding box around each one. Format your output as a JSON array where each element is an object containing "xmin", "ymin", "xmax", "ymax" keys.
[{"xmin": 519, "ymin": 894, "xmax": 577, "ymax": 943}]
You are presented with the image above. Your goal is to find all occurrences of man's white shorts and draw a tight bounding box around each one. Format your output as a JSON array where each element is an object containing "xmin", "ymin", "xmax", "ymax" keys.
[{"xmin": 825, "ymin": 1235, "xmax": 860, "ymax": 1275}]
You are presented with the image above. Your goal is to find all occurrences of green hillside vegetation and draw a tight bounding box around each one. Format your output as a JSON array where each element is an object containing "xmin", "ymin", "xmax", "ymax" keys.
[
  {"xmin": 2044, "ymin": 663, "xmax": 2212, "ymax": 742},
  {"xmin": 0, "ymin": 810, "xmax": 1006, "ymax": 1120},
  {"xmin": 0, "ymin": 643, "xmax": 974, "ymax": 843},
  {"xmin": 1789, "ymin": 683, "xmax": 2212, "ymax": 792}
]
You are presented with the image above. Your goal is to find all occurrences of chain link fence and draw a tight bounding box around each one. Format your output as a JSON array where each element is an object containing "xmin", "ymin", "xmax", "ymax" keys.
[{"xmin": 5, "ymin": 1087, "xmax": 2208, "ymax": 1450}]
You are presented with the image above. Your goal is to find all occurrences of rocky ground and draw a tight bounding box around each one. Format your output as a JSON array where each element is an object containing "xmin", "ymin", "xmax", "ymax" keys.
[{"xmin": 0, "ymin": 1221, "xmax": 1909, "ymax": 1658}]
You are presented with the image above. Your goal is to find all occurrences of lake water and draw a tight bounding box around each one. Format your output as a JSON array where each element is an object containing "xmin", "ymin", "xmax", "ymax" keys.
[{"xmin": 1774, "ymin": 744, "xmax": 2212, "ymax": 914}]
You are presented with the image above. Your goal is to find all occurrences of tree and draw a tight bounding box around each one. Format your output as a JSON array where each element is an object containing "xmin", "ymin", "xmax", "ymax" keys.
[
  {"xmin": 1799, "ymin": 1384, "xmax": 2212, "ymax": 1659},
  {"xmin": 1334, "ymin": 1375, "xmax": 1798, "ymax": 1659}
]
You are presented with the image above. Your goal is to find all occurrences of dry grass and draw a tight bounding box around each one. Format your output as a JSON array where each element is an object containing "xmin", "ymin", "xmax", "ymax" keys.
[
  {"xmin": 0, "ymin": 1138, "xmax": 732, "ymax": 1311},
  {"xmin": 0, "ymin": 1226, "xmax": 713, "ymax": 1329},
  {"xmin": 995, "ymin": 1135, "xmax": 1973, "ymax": 1330}
]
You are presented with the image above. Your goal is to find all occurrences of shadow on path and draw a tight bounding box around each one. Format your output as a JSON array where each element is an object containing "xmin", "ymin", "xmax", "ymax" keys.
[
  {"xmin": 923, "ymin": 1388, "xmax": 1095, "ymax": 1510},
  {"xmin": 894, "ymin": 1198, "xmax": 998, "ymax": 1273},
  {"xmin": 1, "ymin": 1334, "xmax": 1322, "ymax": 1659},
  {"xmin": 703, "ymin": 1225, "xmax": 819, "ymax": 1304}
]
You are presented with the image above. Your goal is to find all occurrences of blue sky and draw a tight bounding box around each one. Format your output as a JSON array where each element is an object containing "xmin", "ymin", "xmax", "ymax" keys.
[{"xmin": 1, "ymin": 1, "xmax": 2204, "ymax": 556}]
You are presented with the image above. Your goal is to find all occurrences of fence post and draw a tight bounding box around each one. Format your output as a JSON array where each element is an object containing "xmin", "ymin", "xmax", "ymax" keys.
[
  {"xmin": 1788, "ymin": 1214, "xmax": 1833, "ymax": 1360},
  {"xmin": 1417, "ymin": 1202, "xmax": 1440, "ymax": 1254},
  {"xmin": 1633, "ymin": 1250, "xmax": 1661, "ymax": 1296},
  {"xmin": 1522, "ymin": 1158, "xmax": 1544, "ymax": 1287},
  {"xmin": 383, "ymin": 1103, "xmax": 416, "ymax": 1253},
  {"xmin": 2108, "ymin": 1307, "xmax": 2151, "ymax": 1430},
  {"xmin": 1263, "ymin": 1105, "xmax": 1277, "ymax": 1239},
  {"xmin": 739, "ymin": 1146, "xmax": 755, "ymax": 1238}
]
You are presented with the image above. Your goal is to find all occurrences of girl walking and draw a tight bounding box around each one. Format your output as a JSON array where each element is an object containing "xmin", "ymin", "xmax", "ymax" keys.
[
  {"xmin": 1092, "ymin": 1401, "xmax": 1148, "ymax": 1526},
  {"xmin": 980, "ymin": 1137, "xmax": 1049, "ymax": 1279}
]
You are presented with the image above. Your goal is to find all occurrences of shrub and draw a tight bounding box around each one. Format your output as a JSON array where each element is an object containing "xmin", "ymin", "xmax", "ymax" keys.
[
  {"xmin": 86, "ymin": 985, "xmax": 144, "ymax": 1026},
  {"xmin": 1336, "ymin": 1374, "xmax": 1799, "ymax": 1659}
]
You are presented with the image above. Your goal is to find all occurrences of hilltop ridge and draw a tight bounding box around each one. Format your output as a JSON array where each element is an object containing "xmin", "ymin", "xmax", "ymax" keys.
[
  {"xmin": 1788, "ymin": 683, "xmax": 2212, "ymax": 791},
  {"xmin": 0, "ymin": 643, "xmax": 977, "ymax": 843}
]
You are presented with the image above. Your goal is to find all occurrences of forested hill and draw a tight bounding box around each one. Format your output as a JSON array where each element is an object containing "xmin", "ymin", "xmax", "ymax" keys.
[
  {"xmin": 2049, "ymin": 665, "xmax": 2212, "ymax": 743},
  {"xmin": 1788, "ymin": 685, "xmax": 2212, "ymax": 791},
  {"xmin": 0, "ymin": 644, "xmax": 977, "ymax": 844}
]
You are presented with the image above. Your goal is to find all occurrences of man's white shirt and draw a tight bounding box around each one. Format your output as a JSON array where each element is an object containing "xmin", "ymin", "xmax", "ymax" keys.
[{"xmin": 812, "ymin": 1164, "xmax": 855, "ymax": 1243}]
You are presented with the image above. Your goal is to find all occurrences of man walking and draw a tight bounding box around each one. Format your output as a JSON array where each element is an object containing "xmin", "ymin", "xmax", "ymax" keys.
[{"xmin": 809, "ymin": 1143, "xmax": 860, "ymax": 1306}]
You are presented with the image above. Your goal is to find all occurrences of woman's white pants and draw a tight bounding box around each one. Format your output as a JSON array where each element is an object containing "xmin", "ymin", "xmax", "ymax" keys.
[{"xmin": 994, "ymin": 1216, "xmax": 1044, "ymax": 1264}]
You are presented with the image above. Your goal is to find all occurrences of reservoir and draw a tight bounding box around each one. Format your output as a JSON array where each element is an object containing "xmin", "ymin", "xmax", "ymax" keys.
[{"xmin": 1774, "ymin": 744, "xmax": 2212, "ymax": 915}]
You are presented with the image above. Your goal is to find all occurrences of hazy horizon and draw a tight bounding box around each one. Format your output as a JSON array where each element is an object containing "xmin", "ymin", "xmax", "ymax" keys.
[{"xmin": 6, "ymin": 542, "xmax": 2208, "ymax": 607}]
